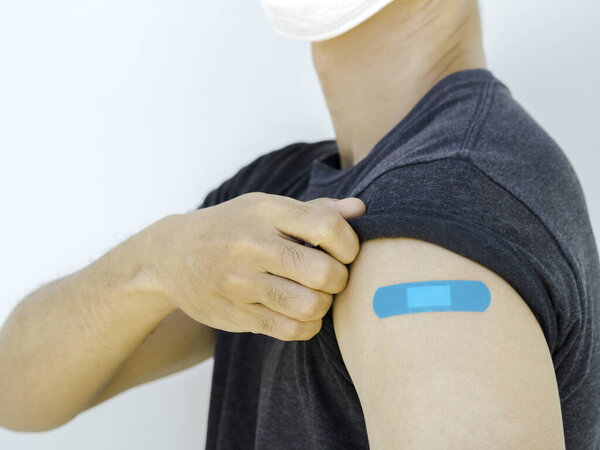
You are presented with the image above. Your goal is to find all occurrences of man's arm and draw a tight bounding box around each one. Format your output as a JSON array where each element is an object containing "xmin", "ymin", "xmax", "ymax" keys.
[
  {"xmin": 332, "ymin": 237, "xmax": 565, "ymax": 449},
  {"xmin": 0, "ymin": 234, "xmax": 214, "ymax": 432},
  {"xmin": 81, "ymin": 308, "xmax": 215, "ymax": 411}
]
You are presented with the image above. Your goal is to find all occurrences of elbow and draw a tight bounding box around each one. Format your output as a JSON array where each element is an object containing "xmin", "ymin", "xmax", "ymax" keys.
[
  {"xmin": 0, "ymin": 394, "xmax": 78, "ymax": 432},
  {"xmin": 0, "ymin": 418, "xmax": 65, "ymax": 433},
  {"xmin": 0, "ymin": 409, "xmax": 76, "ymax": 433},
  {"xmin": 0, "ymin": 364, "xmax": 81, "ymax": 431}
]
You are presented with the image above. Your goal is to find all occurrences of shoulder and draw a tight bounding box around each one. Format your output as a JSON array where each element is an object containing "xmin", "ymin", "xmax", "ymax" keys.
[
  {"xmin": 332, "ymin": 236, "xmax": 565, "ymax": 448},
  {"xmin": 344, "ymin": 155, "xmax": 567, "ymax": 355}
]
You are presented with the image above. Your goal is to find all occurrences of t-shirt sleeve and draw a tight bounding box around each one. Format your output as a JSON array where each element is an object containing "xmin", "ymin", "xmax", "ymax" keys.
[{"xmin": 344, "ymin": 157, "xmax": 579, "ymax": 375}]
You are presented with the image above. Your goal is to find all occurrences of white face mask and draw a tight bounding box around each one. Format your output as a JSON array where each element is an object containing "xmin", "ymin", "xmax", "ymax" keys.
[{"xmin": 259, "ymin": 0, "xmax": 395, "ymax": 42}]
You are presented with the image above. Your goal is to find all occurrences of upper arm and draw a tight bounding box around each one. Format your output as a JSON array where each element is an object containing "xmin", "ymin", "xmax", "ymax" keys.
[
  {"xmin": 332, "ymin": 237, "xmax": 565, "ymax": 449},
  {"xmin": 84, "ymin": 309, "xmax": 215, "ymax": 410}
]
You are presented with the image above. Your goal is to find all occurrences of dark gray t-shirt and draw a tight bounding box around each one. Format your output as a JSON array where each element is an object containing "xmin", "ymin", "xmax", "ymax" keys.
[{"xmin": 198, "ymin": 69, "xmax": 600, "ymax": 449}]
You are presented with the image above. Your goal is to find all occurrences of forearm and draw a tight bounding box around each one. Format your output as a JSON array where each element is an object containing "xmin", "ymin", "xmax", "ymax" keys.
[
  {"xmin": 0, "ymin": 231, "xmax": 176, "ymax": 431},
  {"xmin": 83, "ymin": 309, "xmax": 216, "ymax": 411}
]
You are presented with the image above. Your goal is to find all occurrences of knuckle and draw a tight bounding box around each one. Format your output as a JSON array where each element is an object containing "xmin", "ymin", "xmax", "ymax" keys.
[
  {"xmin": 279, "ymin": 320, "xmax": 304, "ymax": 341},
  {"xmin": 318, "ymin": 260, "xmax": 348, "ymax": 292},
  {"xmin": 312, "ymin": 261, "xmax": 332, "ymax": 289},
  {"xmin": 222, "ymin": 271, "xmax": 243, "ymax": 293},
  {"xmin": 333, "ymin": 264, "xmax": 349, "ymax": 291},
  {"xmin": 316, "ymin": 211, "xmax": 343, "ymax": 241},
  {"xmin": 244, "ymin": 191, "xmax": 266, "ymax": 203},
  {"xmin": 300, "ymin": 291, "xmax": 331, "ymax": 319},
  {"xmin": 302, "ymin": 319, "xmax": 323, "ymax": 340},
  {"xmin": 289, "ymin": 201, "xmax": 311, "ymax": 218},
  {"xmin": 241, "ymin": 192, "xmax": 270, "ymax": 213},
  {"xmin": 279, "ymin": 243, "xmax": 303, "ymax": 270},
  {"xmin": 254, "ymin": 192, "xmax": 272, "ymax": 210},
  {"xmin": 267, "ymin": 283, "xmax": 290, "ymax": 309},
  {"xmin": 300, "ymin": 298, "xmax": 320, "ymax": 319},
  {"xmin": 317, "ymin": 259, "xmax": 341, "ymax": 286},
  {"xmin": 231, "ymin": 234, "xmax": 259, "ymax": 258},
  {"xmin": 338, "ymin": 231, "xmax": 361, "ymax": 264},
  {"xmin": 258, "ymin": 315, "xmax": 276, "ymax": 335}
]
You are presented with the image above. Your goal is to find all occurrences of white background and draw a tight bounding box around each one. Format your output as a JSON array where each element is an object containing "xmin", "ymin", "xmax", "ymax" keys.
[{"xmin": 1, "ymin": 0, "xmax": 598, "ymax": 448}]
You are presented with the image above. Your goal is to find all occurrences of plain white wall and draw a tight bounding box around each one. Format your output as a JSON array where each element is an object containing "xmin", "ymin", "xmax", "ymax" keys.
[{"xmin": 0, "ymin": 0, "xmax": 598, "ymax": 448}]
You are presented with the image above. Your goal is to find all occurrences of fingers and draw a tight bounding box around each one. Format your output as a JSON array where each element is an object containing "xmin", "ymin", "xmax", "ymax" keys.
[
  {"xmin": 329, "ymin": 197, "xmax": 366, "ymax": 219},
  {"xmin": 236, "ymin": 271, "xmax": 333, "ymax": 321},
  {"xmin": 259, "ymin": 237, "xmax": 349, "ymax": 294},
  {"xmin": 271, "ymin": 196, "xmax": 361, "ymax": 265},
  {"xmin": 238, "ymin": 301, "xmax": 323, "ymax": 341},
  {"xmin": 195, "ymin": 292, "xmax": 322, "ymax": 341}
]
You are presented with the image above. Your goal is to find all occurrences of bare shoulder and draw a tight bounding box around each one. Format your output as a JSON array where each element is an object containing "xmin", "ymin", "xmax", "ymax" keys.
[{"xmin": 332, "ymin": 237, "xmax": 565, "ymax": 449}]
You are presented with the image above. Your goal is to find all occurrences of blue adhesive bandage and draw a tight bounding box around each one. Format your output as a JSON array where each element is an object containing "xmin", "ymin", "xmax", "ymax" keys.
[{"xmin": 372, "ymin": 280, "xmax": 490, "ymax": 318}]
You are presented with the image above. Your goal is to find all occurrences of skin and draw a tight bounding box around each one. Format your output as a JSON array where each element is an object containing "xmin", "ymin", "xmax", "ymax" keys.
[
  {"xmin": 334, "ymin": 238, "xmax": 565, "ymax": 448},
  {"xmin": 0, "ymin": 0, "xmax": 565, "ymax": 446},
  {"xmin": 0, "ymin": 194, "xmax": 365, "ymax": 431},
  {"xmin": 312, "ymin": 0, "xmax": 564, "ymax": 447},
  {"xmin": 311, "ymin": 0, "xmax": 486, "ymax": 169}
]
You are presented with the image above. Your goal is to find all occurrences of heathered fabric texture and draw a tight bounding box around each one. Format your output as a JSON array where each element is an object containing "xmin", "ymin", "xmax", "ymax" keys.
[{"xmin": 198, "ymin": 69, "xmax": 600, "ymax": 449}]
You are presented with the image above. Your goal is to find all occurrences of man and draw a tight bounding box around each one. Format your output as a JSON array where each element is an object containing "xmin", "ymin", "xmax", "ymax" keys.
[{"xmin": 1, "ymin": 0, "xmax": 598, "ymax": 448}]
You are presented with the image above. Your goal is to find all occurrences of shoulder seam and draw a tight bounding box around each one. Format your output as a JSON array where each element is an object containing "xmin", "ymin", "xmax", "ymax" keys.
[{"xmin": 459, "ymin": 79, "xmax": 496, "ymax": 158}]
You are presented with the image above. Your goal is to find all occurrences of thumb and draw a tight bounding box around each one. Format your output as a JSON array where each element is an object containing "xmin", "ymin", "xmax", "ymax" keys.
[{"xmin": 328, "ymin": 197, "xmax": 366, "ymax": 219}]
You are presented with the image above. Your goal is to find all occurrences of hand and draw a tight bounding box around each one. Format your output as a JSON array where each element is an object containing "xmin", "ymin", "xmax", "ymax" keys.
[{"xmin": 138, "ymin": 192, "xmax": 366, "ymax": 341}]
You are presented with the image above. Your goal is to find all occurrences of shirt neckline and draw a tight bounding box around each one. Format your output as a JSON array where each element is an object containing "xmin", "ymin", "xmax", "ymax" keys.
[{"xmin": 308, "ymin": 68, "xmax": 496, "ymax": 186}]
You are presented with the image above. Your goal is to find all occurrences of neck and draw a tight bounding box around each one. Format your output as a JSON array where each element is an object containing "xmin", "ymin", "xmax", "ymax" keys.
[{"xmin": 311, "ymin": 0, "xmax": 486, "ymax": 169}]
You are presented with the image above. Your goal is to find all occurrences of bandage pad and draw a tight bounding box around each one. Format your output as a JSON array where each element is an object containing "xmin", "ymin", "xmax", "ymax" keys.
[{"xmin": 372, "ymin": 280, "xmax": 490, "ymax": 318}]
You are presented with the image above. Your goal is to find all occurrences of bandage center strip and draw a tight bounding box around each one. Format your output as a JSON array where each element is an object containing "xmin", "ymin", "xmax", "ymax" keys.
[{"xmin": 372, "ymin": 280, "xmax": 491, "ymax": 318}]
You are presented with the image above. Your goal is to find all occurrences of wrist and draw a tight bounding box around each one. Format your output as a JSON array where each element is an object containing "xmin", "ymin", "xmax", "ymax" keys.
[{"xmin": 87, "ymin": 224, "xmax": 177, "ymax": 317}]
